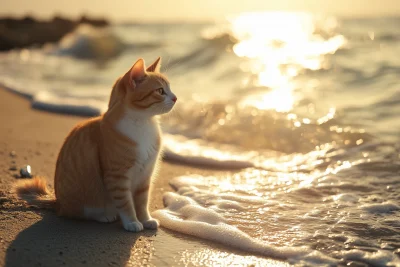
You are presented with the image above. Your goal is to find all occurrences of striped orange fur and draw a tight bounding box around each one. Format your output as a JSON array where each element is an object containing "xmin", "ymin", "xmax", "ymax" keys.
[{"xmin": 16, "ymin": 57, "xmax": 177, "ymax": 232}]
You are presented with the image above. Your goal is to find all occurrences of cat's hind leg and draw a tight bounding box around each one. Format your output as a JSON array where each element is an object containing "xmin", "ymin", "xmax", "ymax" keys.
[{"xmin": 84, "ymin": 206, "xmax": 118, "ymax": 223}]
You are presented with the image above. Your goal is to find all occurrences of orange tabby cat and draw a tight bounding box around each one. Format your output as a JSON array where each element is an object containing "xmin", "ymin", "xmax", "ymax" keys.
[{"xmin": 15, "ymin": 57, "xmax": 177, "ymax": 232}]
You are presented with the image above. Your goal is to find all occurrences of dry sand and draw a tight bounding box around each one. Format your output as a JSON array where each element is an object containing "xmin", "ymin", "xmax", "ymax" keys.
[{"xmin": 0, "ymin": 88, "xmax": 285, "ymax": 267}]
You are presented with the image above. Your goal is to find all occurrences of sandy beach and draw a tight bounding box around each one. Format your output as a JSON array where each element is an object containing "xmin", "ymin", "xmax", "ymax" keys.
[{"xmin": 0, "ymin": 88, "xmax": 285, "ymax": 267}]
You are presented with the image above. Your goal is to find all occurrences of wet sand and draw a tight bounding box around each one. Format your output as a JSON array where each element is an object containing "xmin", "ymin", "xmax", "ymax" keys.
[{"xmin": 0, "ymin": 88, "xmax": 285, "ymax": 267}]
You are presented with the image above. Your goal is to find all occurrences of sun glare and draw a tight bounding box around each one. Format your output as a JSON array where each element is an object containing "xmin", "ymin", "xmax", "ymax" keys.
[{"xmin": 229, "ymin": 12, "xmax": 346, "ymax": 112}]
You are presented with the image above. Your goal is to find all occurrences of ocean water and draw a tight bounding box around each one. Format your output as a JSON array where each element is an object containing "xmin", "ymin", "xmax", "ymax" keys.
[{"xmin": 1, "ymin": 12, "xmax": 399, "ymax": 266}]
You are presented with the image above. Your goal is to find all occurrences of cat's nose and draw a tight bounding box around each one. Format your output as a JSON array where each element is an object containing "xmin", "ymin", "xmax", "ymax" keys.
[{"xmin": 172, "ymin": 96, "xmax": 177, "ymax": 102}]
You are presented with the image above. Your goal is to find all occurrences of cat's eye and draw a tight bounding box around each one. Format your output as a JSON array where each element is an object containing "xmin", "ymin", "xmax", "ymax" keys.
[{"xmin": 156, "ymin": 88, "xmax": 165, "ymax": 95}]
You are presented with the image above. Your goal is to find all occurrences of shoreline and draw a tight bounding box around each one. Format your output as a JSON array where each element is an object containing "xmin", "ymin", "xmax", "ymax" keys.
[
  {"xmin": 0, "ymin": 88, "xmax": 284, "ymax": 266},
  {"xmin": 0, "ymin": 15, "xmax": 108, "ymax": 51}
]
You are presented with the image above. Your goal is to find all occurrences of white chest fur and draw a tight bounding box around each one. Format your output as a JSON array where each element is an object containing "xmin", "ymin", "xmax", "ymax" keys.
[{"xmin": 116, "ymin": 114, "xmax": 161, "ymax": 184}]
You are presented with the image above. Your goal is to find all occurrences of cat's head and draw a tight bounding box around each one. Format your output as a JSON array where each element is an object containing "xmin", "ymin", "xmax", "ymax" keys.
[{"xmin": 111, "ymin": 57, "xmax": 176, "ymax": 117}]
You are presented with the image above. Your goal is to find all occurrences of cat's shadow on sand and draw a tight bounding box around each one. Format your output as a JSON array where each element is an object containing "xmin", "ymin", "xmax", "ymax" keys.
[{"xmin": 5, "ymin": 211, "xmax": 156, "ymax": 267}]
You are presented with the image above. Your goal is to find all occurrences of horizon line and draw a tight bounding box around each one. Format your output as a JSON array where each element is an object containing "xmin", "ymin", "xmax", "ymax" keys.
[{"xmin": 1, "ymin": 10, "xmax": 400, "ymax": 24}]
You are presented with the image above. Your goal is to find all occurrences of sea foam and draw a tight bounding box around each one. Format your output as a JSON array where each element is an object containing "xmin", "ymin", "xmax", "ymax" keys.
[
  {"xmin": 32, "ymin": 91, "xmax": 106, "ymax": 116},
  {"xmin": 153, "ymin": 174, "xmax": 400, "ymax": 266},
  {"xmin": 361, "ymin": 201, "xmax": 400, "ymax": 214},
  {"xmin": 152, "ymin": 192, "xmax": 338, "ymax": 266},
  {"xmin": 340, "ymin": 249, "xmax": 400, "ymax": 267}
]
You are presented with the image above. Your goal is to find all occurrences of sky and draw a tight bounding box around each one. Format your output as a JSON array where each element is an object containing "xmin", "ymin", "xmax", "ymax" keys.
[{"xmin": 1, "ymin": 0, "xmax": 400, "ymax": 21}]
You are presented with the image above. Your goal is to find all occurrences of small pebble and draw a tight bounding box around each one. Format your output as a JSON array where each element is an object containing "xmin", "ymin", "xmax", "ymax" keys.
[
  {"xmin": 20, "ymin": 165, "xmax": 32, "ymax": 178},
  {"xmin": 9, "ymin": 151, "xmax": 16, "ymax": 157},
  {"xmin": 9, "ymin": 166, "xmax": 17, "ymax": 171}
]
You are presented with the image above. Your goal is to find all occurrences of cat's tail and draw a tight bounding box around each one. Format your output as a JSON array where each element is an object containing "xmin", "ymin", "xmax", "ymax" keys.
[{"xmin": 14, "ymin": 176, "xmax": 56, "ymax": 210}]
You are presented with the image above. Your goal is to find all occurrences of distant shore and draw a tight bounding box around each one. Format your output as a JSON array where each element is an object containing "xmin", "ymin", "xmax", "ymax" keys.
[{"xmin": 0, "ymin": 15, "xmax": 109, "ymax": 51}]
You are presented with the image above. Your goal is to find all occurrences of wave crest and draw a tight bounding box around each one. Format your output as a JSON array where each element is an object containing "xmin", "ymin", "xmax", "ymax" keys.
[{"xmin": 50, "ymin": 24, "xmax": 125, "ymax": 60}]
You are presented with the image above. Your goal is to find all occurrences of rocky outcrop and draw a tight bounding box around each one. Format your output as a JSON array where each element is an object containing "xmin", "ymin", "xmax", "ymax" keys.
[{"xmin": 0, "ymin": 15, "xmax": 109, "ymax": 51}]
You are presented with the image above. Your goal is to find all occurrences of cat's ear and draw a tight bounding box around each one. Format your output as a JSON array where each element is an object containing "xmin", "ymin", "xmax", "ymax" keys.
[
  {"xmin": 146, "ymin": 57, "xmax": 161, "ymax": 72},
  {"xmin": 130, "ymin": 58, "xmax": 146, "ymax": 81},
  {"xmin": 123, "ymin": 58, "xmax": 146, "ymax": 88}
]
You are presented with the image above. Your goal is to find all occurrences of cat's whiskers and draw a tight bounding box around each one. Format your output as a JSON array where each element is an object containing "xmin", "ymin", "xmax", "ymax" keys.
[
  {"xmin": 168, "ymin": 105, "xmax": 182, "ymax": 122},
  {"xmin": 163, "ymin": 57, "xmax": 172, "ymax": 74}
]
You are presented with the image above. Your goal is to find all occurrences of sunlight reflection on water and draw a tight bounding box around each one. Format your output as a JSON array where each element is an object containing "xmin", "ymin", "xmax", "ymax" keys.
[
  {"xmin": 228, "ymin": 12, "xmax": 346, "ymax": 112},
  {"xmin": 178, "ymin": 248, "xmax": 289, "ymax": 267}
]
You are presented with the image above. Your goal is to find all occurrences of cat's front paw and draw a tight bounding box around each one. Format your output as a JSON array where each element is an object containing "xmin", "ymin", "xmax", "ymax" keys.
[
  {"xmin": 123, "ymin": 221, "xmax": 144, "ymax": 232},
  {"xmin": 142, "ymin": 218, "xmax": 159, "ymax": 229}
]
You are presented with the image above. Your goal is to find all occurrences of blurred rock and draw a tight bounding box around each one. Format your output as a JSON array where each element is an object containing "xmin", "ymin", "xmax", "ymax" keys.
[
  {"xmin": 0, "ymin": 15, "xmax": 110, "ymax": 51},
  {"xmin": 79, "ymin": 15, "xmax": 108, "ymax": 27}
]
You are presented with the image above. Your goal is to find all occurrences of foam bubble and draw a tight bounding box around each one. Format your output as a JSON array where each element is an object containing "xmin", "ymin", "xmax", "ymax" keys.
[
  {"xmin": 332, "ymin": 193, "xmax": 360, "ymax": 203},
  {"xmin": 361, "ymin": 201, "xmax": 400, "ymax": 214},
  {"xmin": 340, "ymin": 249, "xmax": 400, "ymax": 267},
  {"xmin": 210, "ymin": 199, "xmax": 244, "ymax": 210},
  {"xmin": 343, "ymin": 236, "xmax": 375, "ymax": 247},
  {"xmin": 170, "ymin": 176, "xmax": 267, "ymax": 205}
]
